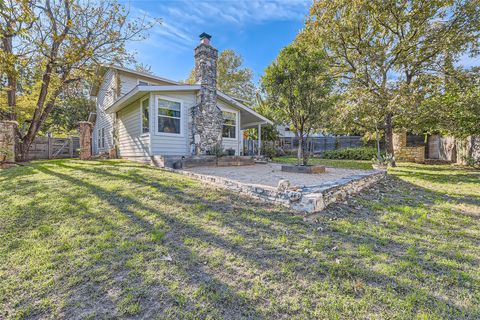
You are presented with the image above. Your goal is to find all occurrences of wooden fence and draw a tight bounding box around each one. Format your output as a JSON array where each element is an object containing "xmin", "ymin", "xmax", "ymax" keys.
[{"xmin": 27, "ymin": 136, "xmax": 80, "ymax": 160}]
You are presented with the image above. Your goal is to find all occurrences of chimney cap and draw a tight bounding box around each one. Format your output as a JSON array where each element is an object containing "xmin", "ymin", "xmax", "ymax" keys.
[{"xmin": 199, "ymin": 32, "xmax": 212, "ymax": 40}]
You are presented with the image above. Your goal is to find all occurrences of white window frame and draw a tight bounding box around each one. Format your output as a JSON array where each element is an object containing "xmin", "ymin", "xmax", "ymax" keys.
[
  {"xmin": 97, "ymin": 128, "xmax": 101, "ymax": 149},
  {"xmin": 138, "ymin": 79, "xmax": 149, "ymax": 86},
  {"xmin": 101, "ymin": 127, "xmax": 105, "ymax": 148},
  {"xmin": 154, "ymin": 95, "xmax": 184, "ymax": 137},
  {"xmin": 220, "ymin": 108, "xmax": 239, "ymax": 141},
  {"xmin": 139, "ymin": 96, "xmax": 150, "ymax": 136}
]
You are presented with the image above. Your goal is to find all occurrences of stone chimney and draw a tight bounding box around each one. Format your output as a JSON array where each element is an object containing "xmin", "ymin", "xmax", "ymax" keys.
[{"xmin": 191, "ymin": 32, "xmax": 223, "ymax": 155}]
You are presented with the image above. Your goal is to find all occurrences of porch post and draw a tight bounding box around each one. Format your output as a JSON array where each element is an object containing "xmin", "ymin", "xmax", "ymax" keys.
[{"xmin": 257, "ymin": 123, "xmax": 262, "ymax": 156}]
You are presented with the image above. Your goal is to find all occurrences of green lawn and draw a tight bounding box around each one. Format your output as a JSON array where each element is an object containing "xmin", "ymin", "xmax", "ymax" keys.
[
  {"xmin": 1, "ymin": 159, "xmax": 479, "ymax": 319},
  {"xmin": 273, "ymin": 156, "xmax": 372, "ymax": 170}
]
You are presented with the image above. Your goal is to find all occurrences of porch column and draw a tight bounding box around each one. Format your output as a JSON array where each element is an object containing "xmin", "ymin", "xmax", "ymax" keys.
[{"xmin": 257, "ymin": 123, "xmax": 261, "ymax": 156}]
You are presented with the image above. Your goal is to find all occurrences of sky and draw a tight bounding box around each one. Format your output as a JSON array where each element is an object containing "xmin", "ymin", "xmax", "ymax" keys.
[
  {"xmin": 123, "ymin": 0, "xmax": 310, "ymax": 85},
  {"xmin": 123, "ymin": 0, "xmax": 478, "ymax": 85}
]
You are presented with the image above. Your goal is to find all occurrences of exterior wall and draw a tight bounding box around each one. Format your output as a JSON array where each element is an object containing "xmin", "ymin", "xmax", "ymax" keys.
[
  {"xmin": 93, "ymin": 69, "xmax": 116, "ymax": 155},
  {"xmin": 93, "ymin": 69, "xmax": 176, "ymax": 155},
  {"xmin": 118, "ymin": 71, "xmax": 172, "ymax": 96},
  {"xmin": 148, "ymin": 93, "xmax": 243, "ymax": 157},
  {"xmin": 117, "ymin": 96, "xmax": 150, "ymax": 158},
  {"xmin": 150, "ymin": 91, "xmax": 196, "ymax": 156},
  {"xmin": 218, "ymin": 100, "xmax": 241, "ymax": 155}
]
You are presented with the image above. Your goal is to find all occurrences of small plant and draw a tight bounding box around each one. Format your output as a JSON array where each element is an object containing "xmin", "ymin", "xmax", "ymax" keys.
[
  {"xmin": 372, "ymin": 153, "xmax": 395, "ymax": 169},
  {"xmin": 0, "ymin": 147, "xmax": 13, "ymax": 163},
  {"xmin": 209, "ymin": 143, "xmax": 224, "ymax": 158}
]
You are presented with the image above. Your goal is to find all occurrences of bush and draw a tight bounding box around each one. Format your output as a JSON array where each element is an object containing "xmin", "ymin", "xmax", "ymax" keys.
[
  {"xmin": 261, "ymin": 143, "xmax": 277, "ymax": 159},
  {"xmin": 322, "ymin": 147, "xmax": 380, "ymax": 160}
]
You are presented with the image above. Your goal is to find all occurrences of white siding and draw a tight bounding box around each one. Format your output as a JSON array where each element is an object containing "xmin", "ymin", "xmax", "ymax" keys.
[
  {"xmin": 119, "ymin": 72, "xmax": 175, "ymax": 96},
  {"xmin": 93, "ymin": 69, "xmax": 116, "ymax": 154},
  {"xmin": 150, "ymin": 92, "xmax": 195, "ymax": 156},
  {"xmin": 117, "ymin": 97, "xmax": 150, "ymax": 158},
  {"xmin": 218, "ymin": 100, "xmax": 241, "ymax": 155}
]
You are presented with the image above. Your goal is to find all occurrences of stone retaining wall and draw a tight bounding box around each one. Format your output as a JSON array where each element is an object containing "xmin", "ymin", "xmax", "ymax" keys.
[
  {"xmin": 166, "ymin": 167, "xmax": 386, "ymax": 214},
  {"xmin": 393, "ymin": 131, "xmax": 425, "ymax": 163}
]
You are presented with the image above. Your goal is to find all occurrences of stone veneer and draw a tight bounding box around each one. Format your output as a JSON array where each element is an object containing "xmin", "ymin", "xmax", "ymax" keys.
[
  {"xmin": 167, "ymin": 167, "xmax": 386, "ymax": 214},
  {"xmin": 78, "ymin": 121, "xmax": 93, "ymax": 160},
  {"xmin": 0, "ymin": 120, "xmax": 17, "ymax": 166},
  {"xmin": 393, "ymin": 131, "xmax": 425, "ymax": 163},
  {"xmin": 191, "ymin": 33, "xmax": 223, "ymax": 155}
]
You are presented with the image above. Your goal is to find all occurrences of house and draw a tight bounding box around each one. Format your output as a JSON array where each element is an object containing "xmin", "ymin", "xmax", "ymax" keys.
[{"xmin": 90, "ymin": 33, "xmax": 272, "ymax": 165}]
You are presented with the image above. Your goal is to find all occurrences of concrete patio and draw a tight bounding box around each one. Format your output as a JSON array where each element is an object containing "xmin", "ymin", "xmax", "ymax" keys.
[{"xmin": 173, "ymin": 163, "xmax": 386, "ymax": 213}]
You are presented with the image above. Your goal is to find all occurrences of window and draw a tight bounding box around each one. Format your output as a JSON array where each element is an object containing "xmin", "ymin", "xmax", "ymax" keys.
[
  {"xmin": 141, "ymin": 98, "xmax": 149, "ymax": 134},
  {"xmin": 101, "ymin": 128, "xmax": 105, "ymax": 148},
  {"xmin": 138, "ymin": 80, "xmax": 149, "ymax": 86},
  {"xmin": 157, "ymin": 98, "xmax": 181, "ymax": 134},
  {"xmin": 222, "ymin": 111, "xmax": 236, "ymax": 138}
]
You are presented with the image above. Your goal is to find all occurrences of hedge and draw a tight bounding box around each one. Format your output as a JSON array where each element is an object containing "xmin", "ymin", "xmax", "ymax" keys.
[{"xmin": 321, "ymin": 147, "xmax": 380, "ymax": 160}]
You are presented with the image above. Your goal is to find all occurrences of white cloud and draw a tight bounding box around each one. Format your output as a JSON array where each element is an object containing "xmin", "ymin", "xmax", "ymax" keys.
[
  {"xmin": 127, "ymin": 0, "xmax": 309, "ymax": 51},
  {"xmin": 163, "ymin": 0, "xmax": 310, "ymax": 25}
]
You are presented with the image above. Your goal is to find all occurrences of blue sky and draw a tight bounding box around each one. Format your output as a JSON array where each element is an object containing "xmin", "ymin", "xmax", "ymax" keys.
[
  {"xmin": 124, "ymin": 0, "xmax": 310, "ymax": 85},
  {"xmin": 124, "ymin": 0, "xmax": 478, "ymax": 85}
]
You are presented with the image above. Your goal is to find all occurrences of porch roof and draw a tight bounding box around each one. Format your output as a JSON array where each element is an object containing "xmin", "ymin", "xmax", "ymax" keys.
[{"xmin": 105, "ymin": 85, "xmax": 273, "ymax": 128}]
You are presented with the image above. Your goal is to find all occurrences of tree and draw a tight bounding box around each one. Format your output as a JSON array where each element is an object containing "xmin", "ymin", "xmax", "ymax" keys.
[
  {"xmin": 186, "ymin": 49, "xmax": 256, "ymax": 104},
  {"xmin": 42, "ymin": 81, "xmax": 95, "ymax": 135},
  {"xmin": 303, "ymin": 0, "xmax": 480, "ymax": 165},
  {"xmin": 415, "ymin": 67, "xmax": 480, "ymax": 138},
  {"xmin": 133, "ymin": 62, "xmax": 154, "ymax": 75},
  {"xmin": 261, "ymin": 44, "xmax": 335, "ymax": 165},
  {"xmin": 0, "ymin": 0, "xmax": 159, "ymax": 161},
  {"xmin": 0, "ymin": 0, "xmax": 35, "ymax": 121}
]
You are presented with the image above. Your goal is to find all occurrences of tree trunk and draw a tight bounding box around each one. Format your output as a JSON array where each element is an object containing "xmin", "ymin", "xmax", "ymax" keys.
[
  {"xmin": 1, "ymin": 35, "xmax": 17, "ymax": 121},
  {"xmin": 375, "ymin": 123, "xmax": 381, "ymax": 161},
  {"xmin": 297, "ymin": 132, "xmax": 304, "ymax": 166},
  {"xmin": 384, "ymin": 113, "xmax": 396, "ymax": 167},
  {"xmin": 302, "ymin": 134, "xmax": 310, "ymax": 166},
  {"xmin": 15, "ymin": 86, "xmax": 62, "ymax": 162}
]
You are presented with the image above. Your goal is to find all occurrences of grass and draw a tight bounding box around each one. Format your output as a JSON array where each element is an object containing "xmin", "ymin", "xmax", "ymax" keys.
[
  {"xmin": 1, "ymin": 159, "xmax": 479, "ymax": 319},
  {"xmin": 273, "ymin": 156, "xmax": 372, "ymax": 170}
]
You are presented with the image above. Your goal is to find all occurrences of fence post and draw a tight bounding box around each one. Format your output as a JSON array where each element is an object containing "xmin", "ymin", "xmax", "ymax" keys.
[
  {"xmin": 79, "ymin": 121, "xmax": 93, "ymax": 160},
  {"xmin": 69, "ymin": 137, "xmax": 73, "ymax": 157},
  {"xmin": 47, "ymin": 136, "xmax": 52, "ymax": 159},
  {"xmin": 0, "ymin": 120, "xmax": 18, "ymax": 166}
]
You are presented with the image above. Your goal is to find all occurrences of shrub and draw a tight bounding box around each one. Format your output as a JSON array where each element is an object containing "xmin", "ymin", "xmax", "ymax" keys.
[
  {"xmin": 464, "ymin": 156, "xmax": 480, "ymax": 168},
  {"xmin": 261, "ymin": 143, "xmax": 277, "ymax": 159},
  {"xmin": 209, "ymin": 143, "xmax": 224, "ymax": 157},
  {"xmin": 322, "ymin": 147, "xmax": 380, "ymax": 160}
]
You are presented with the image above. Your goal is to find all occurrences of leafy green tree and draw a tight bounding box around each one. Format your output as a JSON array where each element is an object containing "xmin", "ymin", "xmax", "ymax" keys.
[
  {"xmin": 42, "ymin": 81, "xmax": 95, "ymax": 135},
  {"xmin": 261, "ymin": 44, "xmax": 335, "ymax": 165},
  {"xmin": 0, "ymin": 0, "xmax": 159, "ymax": 161},
  {"xmin": 303, "ymin": 0, "xmax": 480, "ymax": 165},
  {"xmin": 186, "ymin": 49, "xmax": 256, "ymax": 104},
  {"xmin": 415, "ymin": 67, "xmax": 480, "ymax": 138}
]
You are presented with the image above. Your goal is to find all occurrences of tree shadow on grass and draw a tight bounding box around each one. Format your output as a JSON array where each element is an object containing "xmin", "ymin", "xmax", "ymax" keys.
[
  {"xmin": 55, "ymin": 163, "xmax": 480, "ymax": 317},
  {"xmin": 32, "ymin": 164, "xmax": 266, "ymax": 319},
  {"xmin": 2, "ymin": 160, "xmax": 479, "ymax": 319}
]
